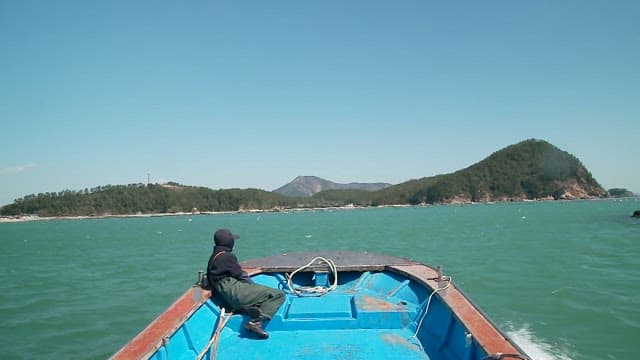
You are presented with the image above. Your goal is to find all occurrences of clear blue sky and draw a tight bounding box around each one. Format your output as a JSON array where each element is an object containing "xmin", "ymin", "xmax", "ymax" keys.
[{"xmin": 1, "ymin": 1, "xmax": 638, "ymax": 206}]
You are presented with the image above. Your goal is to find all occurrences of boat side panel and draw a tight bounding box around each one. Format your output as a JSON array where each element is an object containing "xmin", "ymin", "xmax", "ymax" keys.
[
  {"xmin": 417, "ymin": 297, "xmax": 484, "ymax": 360},
  {"xmin": 110, "ymin": 287, "xmax": 212, "ymax": 360},
  {"xmin": 389, "ymin": 264, "xmax": 524, "ymax": 358},
  {"xmin": 146, "ymin": 300, "xmax": 232, "ymax": 360}
]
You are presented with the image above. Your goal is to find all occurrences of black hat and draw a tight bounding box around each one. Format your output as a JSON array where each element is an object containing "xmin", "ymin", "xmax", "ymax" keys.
[{"xmin": 214, "ymin": 228, "xmax": 240, "ymax": 247}]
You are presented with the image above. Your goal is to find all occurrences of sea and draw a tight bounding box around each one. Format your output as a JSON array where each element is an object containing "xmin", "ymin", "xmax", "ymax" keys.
[{"xmin": 1, "ymin": 198, "xmax": 638, "ymax": 359}]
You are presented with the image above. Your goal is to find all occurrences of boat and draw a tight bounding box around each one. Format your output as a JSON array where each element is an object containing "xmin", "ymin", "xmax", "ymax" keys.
[{"xmin": 111, "ymin": 251, "xmax": 530, "ymax": 360}]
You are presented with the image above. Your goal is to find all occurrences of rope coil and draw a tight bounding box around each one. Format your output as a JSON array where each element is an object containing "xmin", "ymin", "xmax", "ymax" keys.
[{"xmin": 286, "ymin": 256, "xmax": 338, "ymax": 297}]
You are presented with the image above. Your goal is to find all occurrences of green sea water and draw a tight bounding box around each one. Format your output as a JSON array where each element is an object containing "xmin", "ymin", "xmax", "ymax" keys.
[{"xmin": 1, "ymin": 199, "xmax": 639, "ymax": 359}]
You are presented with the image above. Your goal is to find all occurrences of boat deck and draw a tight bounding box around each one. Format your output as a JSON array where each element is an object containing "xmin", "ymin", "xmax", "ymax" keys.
[
  {"xmin": 208, "ymin": 281, "xmax": 430, "ymax": 360},
  {"xmin": 215, "ymin": 328, "xmax": 428, "ymax": 360}
]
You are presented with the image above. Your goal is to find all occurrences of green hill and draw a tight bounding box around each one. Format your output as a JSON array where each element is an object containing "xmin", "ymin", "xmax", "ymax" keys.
[
  {"xmin": 0, "ymin": 183, "xmax": 294, "ymax": 217},
  {"xmin": 315, "ymin": 139, "xmax": 606, "ymax": 206},
  {"xmin": 607, "ymin": 188, "xmax": 634, "ymax": 197},
  {"xmin": 0, "ymin": 139, "xmax": 608, "ymax": 217}
]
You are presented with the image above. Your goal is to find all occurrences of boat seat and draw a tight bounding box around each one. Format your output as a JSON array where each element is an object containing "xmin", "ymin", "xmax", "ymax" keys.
[
  {"xmin": 269, "ymin": 291, "xmax": 412, "ymax": 331},
  {"xmin": 352, "ymin": 293, "xmax": 413, "ymax": 329}
]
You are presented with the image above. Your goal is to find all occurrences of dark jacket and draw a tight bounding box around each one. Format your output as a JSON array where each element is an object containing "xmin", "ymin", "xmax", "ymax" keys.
[{"xmin": 207, "ymin": 245, "xmax": 244, "ymax": 286}]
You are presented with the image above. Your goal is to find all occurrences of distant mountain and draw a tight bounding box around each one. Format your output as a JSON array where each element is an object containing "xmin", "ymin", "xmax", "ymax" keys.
[{"xmin": 274, "ymin": 176, "xmax": 392, "ymax": 197}]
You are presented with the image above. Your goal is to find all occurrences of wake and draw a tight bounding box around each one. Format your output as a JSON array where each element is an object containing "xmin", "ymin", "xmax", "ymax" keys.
[{"xmin": 506, "ymin": 324, "xmax": 574, "ymax": 360}]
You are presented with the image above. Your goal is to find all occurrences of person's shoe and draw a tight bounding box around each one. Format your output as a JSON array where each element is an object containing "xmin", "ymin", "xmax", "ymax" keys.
[{"xmin": 244, "ymin": 320, "xmax": 269, "ymax": 339}]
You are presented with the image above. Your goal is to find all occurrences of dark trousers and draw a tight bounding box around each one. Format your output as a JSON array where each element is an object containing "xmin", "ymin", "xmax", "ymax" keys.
[{"xmin": 215, "ymin": 277, "xmax": 286, "ymax": 319}]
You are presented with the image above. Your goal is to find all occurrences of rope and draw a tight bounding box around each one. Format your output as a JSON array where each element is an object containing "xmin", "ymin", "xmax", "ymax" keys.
[
  {"xmin": 196, "ymin": 308, "xmax": 233, "ymax": 360},
  {"xmin": 286, "ymin": 256, "xmax": 338, "ymax": 296},
  {"xmin": 412, "ymin": 275, "xmax": 452, "ymax": 338}
]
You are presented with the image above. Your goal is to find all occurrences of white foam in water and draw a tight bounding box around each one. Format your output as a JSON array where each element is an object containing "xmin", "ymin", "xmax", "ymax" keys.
[{"xmin": 506, "ymin": 325, "xmax": 574, "ymax": 360}]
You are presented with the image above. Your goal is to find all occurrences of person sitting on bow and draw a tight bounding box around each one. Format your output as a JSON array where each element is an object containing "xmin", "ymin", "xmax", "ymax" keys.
[{"xmin": 206, "ymin": 228, "xmax": 286, "ymax": 339}]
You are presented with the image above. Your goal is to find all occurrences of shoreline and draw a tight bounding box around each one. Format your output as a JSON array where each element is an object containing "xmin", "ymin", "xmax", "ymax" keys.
[
  {"xmin": 1, "ymin": 197, "xmax": 633, "ymax": 224},
  {"xmin": 0, "ymin": 205, "xmax": 371, "ymax": 223},
  {"xmin": 0, "ymin": 211, "xmax": 229, "ymax": 223}
]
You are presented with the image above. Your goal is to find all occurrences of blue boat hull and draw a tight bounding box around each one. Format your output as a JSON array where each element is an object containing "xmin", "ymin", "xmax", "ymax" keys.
[{"xmin": 112, "ymin": 252, "xmax": 528, "ymax": 360}]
